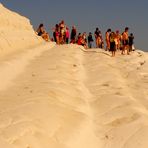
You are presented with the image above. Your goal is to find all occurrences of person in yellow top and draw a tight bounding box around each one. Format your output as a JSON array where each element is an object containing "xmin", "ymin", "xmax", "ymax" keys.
[
  {"xmin": 122, "ymin": 27, "xmax": 129, "ymax": 55},
  {"xmin": 109, "ymin": 32, "xmax": 116, "ymax": 57}
]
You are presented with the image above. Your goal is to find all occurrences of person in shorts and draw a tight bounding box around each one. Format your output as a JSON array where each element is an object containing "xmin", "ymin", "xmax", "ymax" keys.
[{"xmin": 122, "ymin": 27, "xmax": 129, "ymax": 55}]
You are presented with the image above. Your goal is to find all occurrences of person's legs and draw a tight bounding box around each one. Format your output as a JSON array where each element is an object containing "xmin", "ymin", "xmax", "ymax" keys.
[
  {"xmin": 113, "ymin": 51, "xmax": 116, "ymax": 56},
  {"xmin": 88, "ymin": 42, "xmax": 90, "ymax": 48},
  {"xmin": 117, "ymin": 41, "xmax": 120, "ymax": 50},
  {"xmin": 66, "ymin": 38, "xmax": 69, "ymax": 44},
  {"xmin": 89, "ymin": 42, "xmax": 92, "ymax": 48},
  {"xmin": 56, "ymin": 36, "xmax": 59, "ymax": 44},
  {"xmin": 127, "ymin": 45, "xmax": 130, "ymax": 54},
  {"xmin": 96, "ymin": 39, "xmax": 98, "ymax": 48},
  {"xmin": 90, "ymin": 42, "xmax": 92, "ymax": 48},
  {"xmin": 121, "ymin": 41, "xmax": 126, "ymax": 55},
  {"xmin": 107, "ymin": 40, "xmax": 110, "ymax": 50}
]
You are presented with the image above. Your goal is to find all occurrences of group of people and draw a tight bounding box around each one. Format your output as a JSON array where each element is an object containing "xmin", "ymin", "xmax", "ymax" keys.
[
  {"xmin": 105, "ymin": 27, "xmax": 134, "ymax": 57},
  {"xmin": 52, "ymin": 20, "xmax": 88, "ymax": 47},
  {"xmin": 36, "ymin": 21, "xmax": 135, "ymax": 57},
  {"xmin": 52, "ymin": 20, "xmax": 70, "ymax": 44}
]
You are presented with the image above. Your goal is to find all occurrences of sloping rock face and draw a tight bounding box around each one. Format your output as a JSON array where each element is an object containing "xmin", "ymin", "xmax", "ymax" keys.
[{"xmin": 0, "ymin": 3, "xmax": 43, "ymax": 56}]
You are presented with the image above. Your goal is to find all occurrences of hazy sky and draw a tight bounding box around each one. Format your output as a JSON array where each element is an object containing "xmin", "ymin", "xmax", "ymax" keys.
[{"xmin": 1, "ymin": 0, "xmax": 148, "ymax": 51}]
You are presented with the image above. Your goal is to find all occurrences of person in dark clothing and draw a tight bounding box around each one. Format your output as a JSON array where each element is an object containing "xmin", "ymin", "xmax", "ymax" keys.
[
  {"xmin": 53, "ymin": 24, "xmax": 59, "ymax": 42},
  {"xmin": 36, "ymin": 24, "xmax": 44, "ymax": 36},
  {"xmin": 88, "ymin": 32, "xmax": 94, "ymax": 48},
  {"xmin": 70, "ymin": 26, "xmax": 77, "ymax": 43},
  {"xmin": 128, "ymin": 33, "xmax": 134, "ymax": 52},
  {"xmin": 36, "ymin": 23, "xmax": 50, "ymax": 41},
  {"xmin": 94, "ymin": 28, "xmax": 100, "ymax": 47},
  {"xmin": 53, "ymin": 32, "xmax": 56, "ymax": 42},
  {"xmin": 109, "ymin": 32, "xmax": 116, "ymax": 57}
]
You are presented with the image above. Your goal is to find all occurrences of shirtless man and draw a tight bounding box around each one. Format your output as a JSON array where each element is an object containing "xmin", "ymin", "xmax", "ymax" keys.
[
  {"xmin": 122, "ymin": 27, "xmax": 129, "ymax": 55},
  {"xmin": 105, "ymin": 29, "xmax": 111, "ymax": 51}
]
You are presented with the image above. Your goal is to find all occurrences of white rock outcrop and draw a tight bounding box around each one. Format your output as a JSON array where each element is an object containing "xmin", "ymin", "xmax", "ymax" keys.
[{"xmin": 0, "ymin": 3, "xmax": 43, "ymax": 56}]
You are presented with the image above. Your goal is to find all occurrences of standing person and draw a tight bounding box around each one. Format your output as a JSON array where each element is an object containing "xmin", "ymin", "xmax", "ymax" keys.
[
  {"xmin": 70, "ymin": 26, "xmax": 77, "ymax": 43},
  {"xmin": 122, "ymin": 27, "xmax": 129, "ymax": 55},
  {"xmin": 94, "ymin": 28, "xmax": 100, "ymax": 48},
  {"xmin": 97, "ymin": 31, "xmax": 103, "ymax": 48},
  {"xmin": 88, "ymin": 32, "xmax": 94, "ymax": 48},
  {"xmin": 115, "ymin": 30, "xmax": 121, "ymax": 50},
  {"xmin": 55, "ymin": 24, "xmax": 60, "ymax": 44},
  {"xmin": 59, "ymin": 20, "xmax": 66, "ymax": 44},
  {"xmin": 65, "ymin": 27, "xmax": 70, "ymax": 44},
  {"xmin": 109, "ymin": 32, "xmax": 116, "ymax": 57},
  {"xmin": 99, "ymin": 31, "xmax": 103, "ymax": 48},
  {"xmin": 105, "ymin": 28, "xmax": 111, "ymax": 51},
  {"xmin": 52, "ymin": 25, "xmax": 58, "ymax": 42},
  {"xmin": 129, "ymin": 33, "xmax": 134, "ymax": 52},
  {"xmin": 83, "ymin": 32, "xmax": 87, "ymax": 43},
  {"xmin": 82, "ymin": 32, "xmax": 88, "ymax": 48}
]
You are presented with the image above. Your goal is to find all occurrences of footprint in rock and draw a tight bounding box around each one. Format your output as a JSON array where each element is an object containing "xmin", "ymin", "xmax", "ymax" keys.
[
  {"xmin": 105, "ymin": 135, "xmax": 109, "ymax": 139},
  {"xmin": 32, "ymin": 74, "xmax": 36, "ymax": 77},
  {"xmin": 102, "ymin": 83, "xmax": 110, "ymax": 87},
  {"xmin": 24, "ymin": 86, "xmax": 29, "ymax": 89},
  {"xmin": 30, "ymin": 90, "xmax": 33, "ymax": 93},
  {"xmin": 115, "ymin": 92, "xmax": 123, "ymax": 96},
  {"xmin": 137, "ymin": 52, "xmax": 143, "ymax": 57},
  {"xmin": 73, "ymin": 64, "xmax": 77, "ymax": 67},
  {"xmin": 140, "ymin": 61, "xmax": 146, "ymax": 66}
]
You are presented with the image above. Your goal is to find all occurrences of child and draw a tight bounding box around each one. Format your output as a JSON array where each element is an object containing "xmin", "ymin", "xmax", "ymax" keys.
[
  {"xmin": 88, "ymin": 32, "xmax": 94, "ymax": 48},
  {"xmin": 128, "ymin": 33, "xmax": 134, "ymax": 52}
]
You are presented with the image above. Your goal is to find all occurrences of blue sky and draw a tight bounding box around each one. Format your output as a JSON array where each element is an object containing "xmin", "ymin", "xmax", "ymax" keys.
[{"xmin": 1, "ymin": 0, "xmax": 148, "ymax": 51}]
